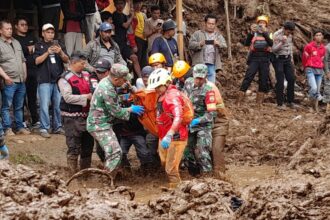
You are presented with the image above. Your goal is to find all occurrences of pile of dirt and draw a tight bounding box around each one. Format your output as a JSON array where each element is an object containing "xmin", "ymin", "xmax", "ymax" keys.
[
  {"xmin": 148, "ymin": 178, "xmax": 241, "ymax": 219},
  {"xmin": 225, "ymin": 104, "xmax": 323, "ymax": 166},
  {"xmin": 236, "ymin": 178, "xmax": 330, "ymax": 219},
  {"xmin": 0, "ymin": 161, "xmax": 152, "ymax": 219}
]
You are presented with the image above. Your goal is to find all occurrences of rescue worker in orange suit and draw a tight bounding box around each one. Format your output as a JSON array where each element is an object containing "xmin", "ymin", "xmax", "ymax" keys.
[
  {"xmin": 207, "ymin": 81, "xmax": 230, "ymax": 178},
  {"xmin": 147, "ymin": 68, "xmax": 188, "ymax": 188},
  {"xmin": 237, "ymin": 15, "xmax": 273, "ymax": 106},
  {"xmin": 57, "ymin": 52, "xmax": 94, "ymax": 174}
]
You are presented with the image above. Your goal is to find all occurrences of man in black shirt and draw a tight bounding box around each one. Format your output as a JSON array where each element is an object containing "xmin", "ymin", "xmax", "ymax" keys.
[
  {"xmin": 113, "ymin": 0, "xmax": 142, "ymax": 79},
  {"xmin": 33, "ymin": 23, "xmax": 69, "ymax": 138},
  {"xmin": 14, "ymin": 16, "xmax": 39, "ymax": 128}
]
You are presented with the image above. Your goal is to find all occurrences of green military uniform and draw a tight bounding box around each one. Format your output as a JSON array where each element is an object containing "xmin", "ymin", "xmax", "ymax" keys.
[
  {"xmin": 183, "ymin": 64, "xmax": 217, "ymax": 174},
  {"xmin": 87, "ymin": 64, "xmax": 131, "ymax": 172}
]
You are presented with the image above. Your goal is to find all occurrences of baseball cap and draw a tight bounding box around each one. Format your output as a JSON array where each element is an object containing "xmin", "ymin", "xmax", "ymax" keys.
[
  {"xmin": 141, "ymin": 66, "xmax": 154, "ymax": 77},
  {"xmin": 94, "ymin": 58, "xmax": 111, "ymax": 72},
  {"xmin": 193, "ymin": 64, "xmax": 208, "ymax": 78},
  {"xmin": 42, "ymin": 23, "xmax": 55, "ymax": 31},
  {"xmin": 99, "ymin": 22, "xmax": 113, "ymax": 32}
]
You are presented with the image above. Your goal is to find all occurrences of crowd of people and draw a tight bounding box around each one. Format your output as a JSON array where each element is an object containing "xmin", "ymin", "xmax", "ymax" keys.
[{"xmin": 0, "ymin": 0, "xmax": 330, "ymax": 188}]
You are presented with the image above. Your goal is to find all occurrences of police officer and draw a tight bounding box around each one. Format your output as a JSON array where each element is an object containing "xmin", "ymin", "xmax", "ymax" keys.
[
  {"xmin": 272, "ymin": 21, "xmax": 296, "ymax": 109},
  {"xmin": 237, "ymin": 15, "xmax": 273, "ymax": 106},
  {"xmin": 86, "ymin": 63, "xmax": 144, "ymax": 175},
  {"xmin": 57, "ymin": 52, "xmax": 94, "ymax": 174},
  {"xmin": 183, "ymin": 64, "xmax": 217, "ymax": 176}
]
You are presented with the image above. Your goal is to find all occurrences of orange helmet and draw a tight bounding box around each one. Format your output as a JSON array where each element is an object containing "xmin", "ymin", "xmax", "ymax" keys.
[
  {"xmin": 256, "ymin": 15, "xmax": 269, "ymax": 26},
  {"xmin": 148, "ymin": 53, "xmax": 166, "ymax": 65},
  {"xmin": 172, "ymin": 60, "xmax": 190, "ymax": 78}
]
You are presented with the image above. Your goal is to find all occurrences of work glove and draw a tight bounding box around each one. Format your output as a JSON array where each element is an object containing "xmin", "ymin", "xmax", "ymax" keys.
[
  {"xmin": 131, "ymin": 105, "xmax": 145, "ymax": 116},
  {"xmin": 0, "ymin": 145, "xmax": 9, "ymax": 160},
  {"xmin": 190, "ymin": 118, "xmax": 201, "ymax": 128},
  {"xmin": 161, "ymin": 133, "xmax": 173, "ymax": 149}
]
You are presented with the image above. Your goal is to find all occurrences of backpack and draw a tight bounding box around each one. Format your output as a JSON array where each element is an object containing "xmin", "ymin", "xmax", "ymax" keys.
[{"xmin": 179, "ymin": 91, "xmax": 194, "ymax": 125}]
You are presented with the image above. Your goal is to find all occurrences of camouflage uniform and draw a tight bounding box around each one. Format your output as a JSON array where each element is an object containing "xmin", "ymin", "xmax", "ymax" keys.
[
  {"xmin": 87, "ymin": 64, "xmax": 131, "ymax": 172},
  {"xmin": 183, "ymin": 65, "xmax": 217, "ymax": 174}
]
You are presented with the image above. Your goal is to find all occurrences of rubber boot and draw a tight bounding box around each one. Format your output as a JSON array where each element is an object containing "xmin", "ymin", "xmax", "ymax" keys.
[
  {"xmin": 67, "ymin": 155, "xmax": 78, "ymax": 175},
  {"xmin": 236, "ymin": 91, "xmax": 245, "ymax": 106},
  {"xmin": 326, "ymin": 103, "xmax": 330, "ymax": 115},
  {"xmin": 80, "ymin": 157, "xmax": 91, "ymax": 170},
  {"xmin": 256, "ymin": 92, "xmax": 265, "ymax": 107},
  {"xmin": 169, "ymin": 182, "xmax": 180, "ymax": 189},
  {"xmin": 212, "ymin": 135, "xmax": 226, "ymax": 176},
  {"xmin": 314, "ymin": 100, "xmax": 319, "ymax": 113}
]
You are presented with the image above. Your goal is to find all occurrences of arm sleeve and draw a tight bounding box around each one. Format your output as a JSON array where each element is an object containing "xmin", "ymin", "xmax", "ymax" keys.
[
  {"xmin": 325, "ymin": 46, "xmax": 330, "ymax": 73},
  {"xmin": 167, "ymin": 96, "xmax": 183, "ymax": 133},
  {"xmin": 58, "ymin": 78, "xmax": 88, "ymax": 106},
  {"xmin": 217, "ymin": 34, "xmax": 227, "ymax": 48},
  {"xmin": 151, "ymin": 38, "xmax": 160, "ymax": 54},
  {"xmin": 199, "ymin": 90, "xmax": 217, "ymax": 124},
  {"xmin": 101, "ymin": 88, "xmax": 131, "ymax": 121},
  {"xmin": 272, "ymin": 33, "xmax": 283, "ymax": 53},
  {"xmin": 188, "ymin": 32, "xmax": 202, "ymax": 51},
  {"xmin": 244, "ymin": 33, "xmax": 254, "ymax": 46},
  {"xmin": 263, "ymin": 32, "xmax": 273, "ymax": 47}
]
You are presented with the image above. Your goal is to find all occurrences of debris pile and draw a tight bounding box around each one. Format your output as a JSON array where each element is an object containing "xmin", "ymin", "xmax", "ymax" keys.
[
  {"xmin": 0, "ymin": 161, "xmax": 152, "ymax": 219},
  {"xmin": 237, "ymin": 179, "xmax": 330, "ymax": 220},
  {"xmin": 148, "ymin": 178, "xmax": 241, "ymax": 219}
]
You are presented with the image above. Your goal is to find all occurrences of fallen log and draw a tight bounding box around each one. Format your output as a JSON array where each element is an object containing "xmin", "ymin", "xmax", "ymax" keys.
[{"xmin": 66, "ymin": 168, "xmax": 114, "ymax": 187}]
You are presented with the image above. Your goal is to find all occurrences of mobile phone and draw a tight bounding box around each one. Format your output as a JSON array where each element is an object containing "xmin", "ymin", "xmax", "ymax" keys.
[
  {"xmin": 205, "ymin": 40, "xmax": 214, "ymax": 45},
  {"xmin": 53, "ymin": 40, "xmax": 59, "ymax": 46},
  {"xmin": 157, "ymin": 22, "xmax": 162, "ymax": 27}
]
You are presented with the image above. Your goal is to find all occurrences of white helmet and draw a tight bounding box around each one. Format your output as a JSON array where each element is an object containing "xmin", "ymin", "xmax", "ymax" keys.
[{"xmin": 147, "ymin": 68, "xmax": 172, "ymax": 90}]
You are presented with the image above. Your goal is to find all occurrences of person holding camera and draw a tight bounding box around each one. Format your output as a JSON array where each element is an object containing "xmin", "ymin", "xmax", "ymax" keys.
[
  {"xmin": 144, "ymin": 5, "xmax": 163, "ymax": 55},
  {"xmin": 34, "ymin": 23, "xmax": 69, "ymax": 138},
  {"xmin": 236, "ymin": 15, "xmax": 273, "ymax": 107},
  {"xmin": 189, "ymin": 14, "xmax": 227, "ymax": 83},
  {"xmin": 272, "ymin": 21, "xmax": 296, "ymax": 109}
]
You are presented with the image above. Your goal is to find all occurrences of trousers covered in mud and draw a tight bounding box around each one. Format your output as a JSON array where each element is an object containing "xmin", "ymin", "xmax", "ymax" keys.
[
  {"xmin": 186, "ymin": 129, "xmax": 213, "ymax": 173},
  {"xmin": 212, "ymin": 115, "xmax": 229, "ymax": 173},
  {"xmin": 90, "ymin": 129, "xmax": 122, "ymax": 172},
  {"xmin": 158, "ymin": 140, "xmax": 186, "ymax": 184},
  {"xmin": 63, "ymin": 116, "xmax": 94, "ymax": 160}
]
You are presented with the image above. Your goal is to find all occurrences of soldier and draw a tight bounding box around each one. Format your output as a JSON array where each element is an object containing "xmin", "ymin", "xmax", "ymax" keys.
[
  {"xmin": 147, "ymin": 68, "xmax": 189, "ymax": 188},
  {"xmin": 86, "ymin": 63, "xmax": 144, "ymax": 174},
  {"xmin": 89, "ymin": 58, "xmax": 112, "ymax": 163},
  {"xmin": 183, "ymin": 64, "xmax": 217, "ymax": 176},
  {"xmin": 57, "ymin": 52, "xmax": 94, "ymax": 174}
]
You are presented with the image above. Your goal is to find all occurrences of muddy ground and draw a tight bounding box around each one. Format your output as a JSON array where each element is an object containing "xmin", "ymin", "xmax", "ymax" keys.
[
  {"xmin": 1, "ymin": 99, "xmax": 329, "ymax": 219},
  {"xmin": 1, "ymin": 0, "xmax": 330, "ymax": 219}
]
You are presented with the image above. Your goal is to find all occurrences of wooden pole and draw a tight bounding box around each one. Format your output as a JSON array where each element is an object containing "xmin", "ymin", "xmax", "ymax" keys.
[
  {"xmin": 224, "ymin": 0, "xmax": 232, "ymax": 60},
  {"xmin": 176, "ymin": 0, "xmax": 184, "ymax": 60}
]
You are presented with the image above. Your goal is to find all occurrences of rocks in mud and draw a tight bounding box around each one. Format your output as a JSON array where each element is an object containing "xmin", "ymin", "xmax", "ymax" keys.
[
  {"xmin": 148, "ymin": 178, "xmax": 241, "ymax": 219},
  {"xmin": 236, "ymin": 180, "xmax": 330, "ymax": 220},
  {"xmin": 0, "ymin": 160, "xmax": 152, "ymax": 220}
]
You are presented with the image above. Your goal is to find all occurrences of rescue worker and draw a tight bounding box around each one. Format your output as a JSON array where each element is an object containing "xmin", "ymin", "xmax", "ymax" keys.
[
  {"xmin": 148, "ymin": 52, "xmax": 167, "ymax": 69},
  {"xmin": 86, "ymin": 63, "xmax": 145, "ymax": 175},
  {"xmin": 236, "ymin": 15, "xmax": 273, "ymax": 107},
  {"xmin": 183, "ymin": 64, "xmax": 217, "ymax": 176},
  {"xmin": 172, "ymin": 60, "xmax": 191, "ymax": 91},
  {"xmin": 147, "ymin": 68, "xmax": 188, "ymax": 188},
  {"xmin": 272, "ymin": 21, "xmax": 296, "ymax": 109},
  {"xmin": 57, "ymin": 52, "xmax": 94, "ymax": 174},
  {"xmin": 89, "ymin": 58, "xmax": 112, "ymax": 163},
  {"xmin": 208, "ymin": 80, "xmax": 229, "ymax": 177},
  {"xmin": 136, "ymin": 65, "xmax": 154, "ymax": 90}
]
